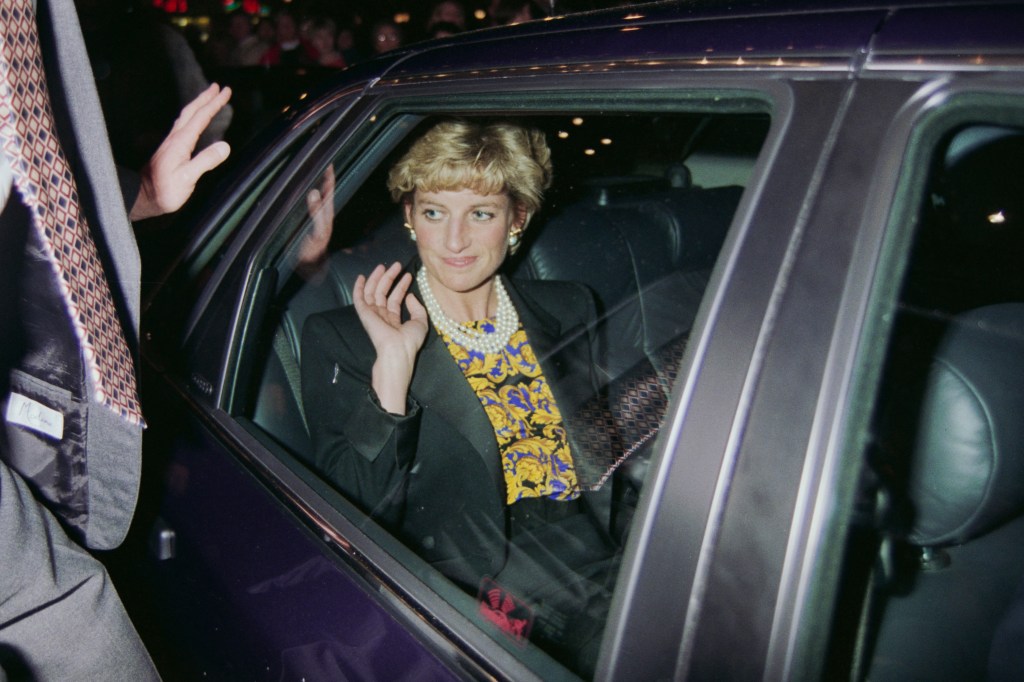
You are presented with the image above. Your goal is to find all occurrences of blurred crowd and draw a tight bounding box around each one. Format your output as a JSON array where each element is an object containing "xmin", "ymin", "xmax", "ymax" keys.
[
  {"xmin": 198, "ymin": 0, "xmax": 566, "ymax": 71},
  {"xmin": 75, "ymin": 0, "xmax": 626, "ymax": 264},
  {"xmin": 77, "ymin": 0, "xmax": 621, "ymax": 168}
]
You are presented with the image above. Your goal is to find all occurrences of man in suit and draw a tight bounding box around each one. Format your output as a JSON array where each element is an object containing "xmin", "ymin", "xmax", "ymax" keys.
[{"xmin": 1, "ymin": 0, "xmax": 231, "ymax": 677}]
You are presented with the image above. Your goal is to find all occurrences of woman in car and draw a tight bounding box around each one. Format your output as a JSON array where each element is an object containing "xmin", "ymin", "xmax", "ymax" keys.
[{"xmin": 301, "ymin": 120, "xmax": 618, "ymax": 672}]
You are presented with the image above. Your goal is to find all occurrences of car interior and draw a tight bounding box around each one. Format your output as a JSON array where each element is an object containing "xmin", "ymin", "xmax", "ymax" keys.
[{"xmin": 846, "ymin": 124, "xmax": 1024, "ymax": 681}]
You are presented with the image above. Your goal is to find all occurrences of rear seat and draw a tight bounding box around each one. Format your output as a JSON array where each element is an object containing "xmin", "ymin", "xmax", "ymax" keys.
[
  {"xmin": 251, "ymin": 182, "xmax": 742, "ymax": 463},
  {"xmin": 512, "ymin": 183, "xmax": 740, "ymax": 377},
  {"xmin": 513, "ymin": 181, "xmax": 740, "ymax": 486}
]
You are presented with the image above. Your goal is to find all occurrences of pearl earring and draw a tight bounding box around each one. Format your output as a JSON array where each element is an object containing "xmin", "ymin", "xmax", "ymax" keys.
[
  {"xmin": 508, "ymin": 230, "xmax": 521, "ymax": 254},
  {"xmin": 404, "ymin": 222, "xmax": 416, "ymax": 242}
]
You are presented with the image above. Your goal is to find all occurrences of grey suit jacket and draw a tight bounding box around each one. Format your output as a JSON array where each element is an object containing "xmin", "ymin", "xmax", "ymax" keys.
[
  {"xmin": 1, "ymin": 0, "xmax": 143, "ymax": 550},
  {"xmin": 301, "ymin": 277, "xmax": 607, "ymax": 585}
]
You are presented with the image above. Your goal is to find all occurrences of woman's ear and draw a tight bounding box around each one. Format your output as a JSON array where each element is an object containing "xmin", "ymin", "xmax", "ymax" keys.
[
  {"xmin": 514, "ymin": 204, "xmax": 530, "ymax": 230},
  {"xmin": 403, "ymin": 201, "xmax": 414, "ymax": 225},
  {"xmin": 508, "ymin": 206, "xmax": 531, "ymax": 255}
]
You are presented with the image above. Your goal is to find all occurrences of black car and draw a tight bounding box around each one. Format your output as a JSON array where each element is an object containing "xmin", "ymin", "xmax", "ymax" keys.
[{"xmin": 117, "ymin": 1, "xmax": 1024, "ymax": 679}]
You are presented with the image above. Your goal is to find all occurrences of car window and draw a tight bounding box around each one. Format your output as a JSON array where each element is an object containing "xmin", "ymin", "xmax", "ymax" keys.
[
  {"xmin": 241, "ymin": 106, "xmax": 770, "ymax": 678},
  {"xmin": 832, "ymin": 118, "xmax": 1024, "ymax": 680},
  {"xmin": 145, "ymin": 121, "xmax": 324, "ymax": 364}
]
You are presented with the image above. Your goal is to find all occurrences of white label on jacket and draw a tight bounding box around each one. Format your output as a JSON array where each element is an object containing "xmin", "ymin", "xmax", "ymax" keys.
[{"xmin": 5, "ymin": 393, "xmax": 64, "ymax": 440}]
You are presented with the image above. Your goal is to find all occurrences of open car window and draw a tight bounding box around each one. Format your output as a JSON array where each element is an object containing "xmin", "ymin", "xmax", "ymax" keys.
[
  {"xmin": 832, "ymin": 113, "xmax": 1024, "ymax": 680},
  {"xmin": 241, "ymin": 105, "xmax": 770, "ymax": 678}
]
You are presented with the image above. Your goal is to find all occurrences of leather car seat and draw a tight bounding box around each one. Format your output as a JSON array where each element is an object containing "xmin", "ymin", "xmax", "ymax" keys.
[
  {"xmin": 512, "ymin": 182, "xmax": 740, "ymax": 379},
  {"xmin": 869, "ymin": 303, "xmax": 1024, "ymax": 680}
]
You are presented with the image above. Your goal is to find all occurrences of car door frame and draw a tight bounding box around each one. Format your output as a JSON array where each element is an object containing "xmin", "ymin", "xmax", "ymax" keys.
[
  {"xmin": 672, "ymin": 63, "xmax": 1024, "ymax": 682},
  {"xmin": 149, "ymin": 64, "xmax": 866, "ymax": 681}
]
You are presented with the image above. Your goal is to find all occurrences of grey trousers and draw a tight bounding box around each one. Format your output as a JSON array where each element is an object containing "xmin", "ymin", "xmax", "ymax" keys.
[{"xmin": 0, "ymin": 460, "xmax": 159, "ymax": 681}]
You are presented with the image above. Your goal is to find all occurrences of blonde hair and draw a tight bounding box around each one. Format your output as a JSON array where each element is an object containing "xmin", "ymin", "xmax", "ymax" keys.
[{"xmin": 387, "ymin": 120, "xmax": 553, "ymax": 222}]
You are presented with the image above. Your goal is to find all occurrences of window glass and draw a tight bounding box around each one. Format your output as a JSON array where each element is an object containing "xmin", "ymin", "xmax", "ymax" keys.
[
  {"xmin": 148, "ymin": 123, "xmax": 322, "ymax": 360},
  {"xmin": 838, "ymin": 121, "xmax": 1024, "ymax": 680},
  {"xmin": 246, "ymin": 108, "xmax": 769, "ymax": 678}
]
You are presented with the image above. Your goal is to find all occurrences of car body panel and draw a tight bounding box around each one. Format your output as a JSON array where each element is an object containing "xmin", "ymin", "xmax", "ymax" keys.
[
  {"xmin": 871, "ymin": 4, "xmax": 1024, "ymax": 59},
  {"xmin": 376, "ymin": 10, "xmax": 882, "ymax": 80},
  {"xmin": 688, "ymin": 76, "xmax": 926, "ymax": 679},
  {"xmin": 139, "ymin": 401, "xmax": 464, "ymax": 680},
  {"xmin": 599, "ymin": 76, "xmax": 851, "ymax": 681}
]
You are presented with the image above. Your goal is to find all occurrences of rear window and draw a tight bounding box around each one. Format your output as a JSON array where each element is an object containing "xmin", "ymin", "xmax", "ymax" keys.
[{"xmin": 244, "ymin": 105, "xmax": 770, "ymax": 678}]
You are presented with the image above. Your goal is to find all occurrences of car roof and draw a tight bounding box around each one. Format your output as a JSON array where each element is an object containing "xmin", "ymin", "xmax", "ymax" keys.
[
  {"xmin": 315, "ymin": 0, "xmax": 1019, "ymax": 91},
  {"xmin": 233, "ymin": 0, "xmax": 1021, "ymax": 193}
]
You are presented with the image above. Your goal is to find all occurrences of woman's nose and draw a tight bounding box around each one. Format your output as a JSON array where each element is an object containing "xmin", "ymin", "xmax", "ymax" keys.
[{"xmin": 445, "ymin": 216, "xmax": 469, "ymax": 251}]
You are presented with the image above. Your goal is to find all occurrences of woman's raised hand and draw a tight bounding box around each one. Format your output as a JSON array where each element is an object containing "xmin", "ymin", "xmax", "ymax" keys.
[
  {"xmin": 353, "ymin": 262, "xmax": 429, "ymax": 414},
  {"xmin": 296, "ymin": 166, "xmax": 336, "ymax": 277}
]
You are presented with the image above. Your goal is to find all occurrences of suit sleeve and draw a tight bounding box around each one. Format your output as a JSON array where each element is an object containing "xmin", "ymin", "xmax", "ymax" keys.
[
  {"xmin": 116, "ymin": 166, "xmax": 141, "ymax": 218},
  {"xmin": 300, "ymin": 310, "xmax": 421, "ymax": 527}
]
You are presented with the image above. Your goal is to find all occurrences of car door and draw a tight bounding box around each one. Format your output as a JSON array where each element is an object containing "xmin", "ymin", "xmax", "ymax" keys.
[
  {"xmin": 123, "ymin": 22, "xmax": 879, "ymax": 682},
  {"xmin": 665, "ymin": 7, "xmax": 1024, "ymax": 680},
  {"xmin": 127, "ymin": 83, "xmax": 470, "ymax": 681}
]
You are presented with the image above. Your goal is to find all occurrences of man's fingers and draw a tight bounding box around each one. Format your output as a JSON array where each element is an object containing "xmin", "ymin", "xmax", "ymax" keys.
[
  {"xmin": 183, "ymin": 141, "xmax": 231, "ymax": 181},
  {"xmin": 306, "ymin": 188, "xmax": 322, "ymax": 211},
  {"xmin": 322, "ymin": 166, "xmax": 336, "ymax": 195},
  {"xmin": 170, "ymin": 86, "xmax": 232, "ymax": 153},
  {"xmin": 172, "ymin": 84, "xmax": 230, "ymax": 133},
  {"xmin": 169, "ymin": 85, "xmax": 218, "ymax": 135},
  {"xmin": 176, "ymin": 88, "xmax": 231, "ymax": 143},
  {"xmin": 170, "ymin": 84, "xmax": 216, "ymax": 131}
]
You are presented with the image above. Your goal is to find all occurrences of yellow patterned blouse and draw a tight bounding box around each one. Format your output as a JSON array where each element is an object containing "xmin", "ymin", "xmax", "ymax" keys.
[{"xmin": 438, "ymin": 319, "xmax": 581, "ymax": 505}]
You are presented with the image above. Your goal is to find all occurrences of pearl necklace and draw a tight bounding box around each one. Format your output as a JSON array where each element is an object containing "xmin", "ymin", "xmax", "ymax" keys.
[{"xmin": 417, "ymin": 268, "xmax": 519, "ymax": 354}]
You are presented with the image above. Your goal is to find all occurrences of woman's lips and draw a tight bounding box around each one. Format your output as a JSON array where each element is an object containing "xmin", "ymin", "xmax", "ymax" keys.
[{"xmin": 443, "ymin": 257, "xmax": 477, "ymax": 268}]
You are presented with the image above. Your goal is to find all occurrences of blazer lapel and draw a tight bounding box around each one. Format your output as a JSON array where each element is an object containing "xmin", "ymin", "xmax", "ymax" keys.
[
  {"xmin": 408, "ymin": 285, "xmax": 504, "ymax": 494},
  {"xmin": 505, "ymin": 280, "xmax": 618, "ymax": 499},
  {"xmin": 506, "ymin": 279, "xmax": 595, "ymax": 408},
  {"xmin": 406, "ymin": 277, "xmax": 595, "ymax": 501},
  {"xmin": 505, "ymin": 280, "xmax": 565, "ymax": 379}
]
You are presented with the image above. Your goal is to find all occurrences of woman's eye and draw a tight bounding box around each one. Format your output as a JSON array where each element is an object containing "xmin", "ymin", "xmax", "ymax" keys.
[
  {"xmin": 472, "ymin": 210, "xmax": 496, "ymax": 221},
  {"xmin": 422, "ymin": 208, "xmax": 442, "ymax": 220}
]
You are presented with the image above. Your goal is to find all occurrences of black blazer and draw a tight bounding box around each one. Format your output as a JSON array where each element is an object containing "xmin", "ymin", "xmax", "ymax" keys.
[{"xmin": 301, "ymin": 277, "xmax": 607, "ymax": 585}]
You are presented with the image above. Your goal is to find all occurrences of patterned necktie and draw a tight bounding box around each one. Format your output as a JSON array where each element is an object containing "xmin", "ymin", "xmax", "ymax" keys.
[{"xmin": 0, "ymin": 0, "xmax": 143, "ymax": 424}]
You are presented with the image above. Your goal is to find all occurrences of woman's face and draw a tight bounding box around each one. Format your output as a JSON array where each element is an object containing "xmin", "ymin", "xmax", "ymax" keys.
[
  {"xmin": 406, "ymin": 187, "xmax": 522, "ymax": 311},
  {"xmin": 275, "ymin": 14, "xmax": 298, "ymax": 42},
  {"xmin": 311, "ymin": 28, "xmax": 334, "ymax": 55},
  {"xmin": 432, "ymin": 0, "xmax": 466, "ymax": 27}
]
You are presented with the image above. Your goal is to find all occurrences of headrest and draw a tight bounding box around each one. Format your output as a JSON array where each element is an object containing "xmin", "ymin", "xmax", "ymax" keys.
[{"xmin": 908, "ymin": 303, "xmax": 1024, "ymax": 546}]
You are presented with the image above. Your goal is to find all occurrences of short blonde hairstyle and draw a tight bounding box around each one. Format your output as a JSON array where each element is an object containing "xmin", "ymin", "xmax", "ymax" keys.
[{"xmin": 387, "ymin": 120, "xmax": 553, "ymax": 220}]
